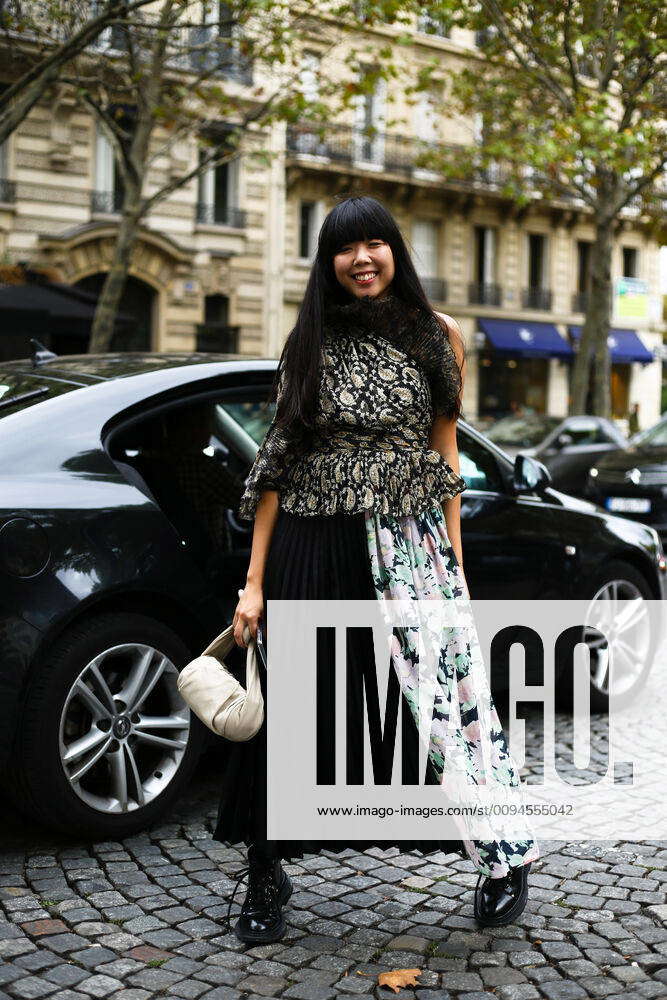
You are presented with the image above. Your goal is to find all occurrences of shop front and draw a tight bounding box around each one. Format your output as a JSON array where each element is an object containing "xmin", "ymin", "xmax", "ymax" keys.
[
  {"xmin": 568, "ymin": 326, "xmax": 654, "ymax": 419},
  {"xmin": 476, "ymin": 318, "xmax": 574, "ymax": 420}
]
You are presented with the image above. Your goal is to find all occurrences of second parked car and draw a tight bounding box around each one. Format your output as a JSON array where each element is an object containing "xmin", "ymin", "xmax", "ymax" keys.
[{"xmin": 587, "ymin": 416, "xmax": 667, "ymax": 542}]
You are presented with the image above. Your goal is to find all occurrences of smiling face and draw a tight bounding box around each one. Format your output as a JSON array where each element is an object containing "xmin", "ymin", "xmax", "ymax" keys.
[{"xmin": 332, "ymin": 237, "xmax": 395, "ymax": 299}]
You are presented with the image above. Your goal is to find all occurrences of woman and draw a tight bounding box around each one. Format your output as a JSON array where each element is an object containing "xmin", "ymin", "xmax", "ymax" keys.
[{"xmin": 215, "ymin": 195, "xmax": 539, "ymax": 944}]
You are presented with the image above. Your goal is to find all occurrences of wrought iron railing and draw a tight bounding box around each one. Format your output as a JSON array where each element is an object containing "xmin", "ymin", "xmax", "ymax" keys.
[
  {"xmin": 187, "ymin": 27, "xmax": 253, "ymax": 84},
  {"xmin": 571, "ymin": 291, "xmax": 589, "ymax": 313},
  {"xmin": 286, "ymin": 124, "xmax": 522, "ymax": 196},
  {"xmin": 522, "ymin": 287, "xmax": 552, "ymax": 310},
  {"xmin": 468, "ymin": 282, "xmax": 502, "ymax": 306},
  {"xmin": 285, "ymin": 123, "xmax": 620, "ymax": 214},
  {"xmin": 195, "ymin": 323, "xmax": 240, "ymax": 353},
  {"xmin": 420, "ymin": 277, "xmax": 448, "ymax": 302},
  {"xmin": 196, "ymin": 203, "xmax": 247, "ymax": 228}
]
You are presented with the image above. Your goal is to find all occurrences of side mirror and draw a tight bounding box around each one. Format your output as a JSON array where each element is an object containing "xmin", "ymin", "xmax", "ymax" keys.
[
  {"xmin": 513, "ymin": 453, "xmax": 552, "ymax": 494},
  {"xmin": 556, "ymin": 432, "xmax": 573, "ymax": 448}
]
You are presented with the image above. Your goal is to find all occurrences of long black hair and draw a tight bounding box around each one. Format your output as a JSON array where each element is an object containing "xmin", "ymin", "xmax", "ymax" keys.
[{"xmin": 273, "ymin": 194, "xmax": 462, "ymax": 435}]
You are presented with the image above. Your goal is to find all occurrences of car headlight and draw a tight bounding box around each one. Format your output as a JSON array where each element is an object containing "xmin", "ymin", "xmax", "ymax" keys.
[
  {"xmin": 647, "ymin": 527, "xmax": 666, "ymax": 570},
  {"xmin": 589, "ymin": 467, "xmax": 598, "ymax": 478}
]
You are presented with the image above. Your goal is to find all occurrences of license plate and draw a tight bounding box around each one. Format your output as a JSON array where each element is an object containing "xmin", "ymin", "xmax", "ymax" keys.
[{"xmin": 605, "ymin": 496, "xmax": 652, "ymax": 513}]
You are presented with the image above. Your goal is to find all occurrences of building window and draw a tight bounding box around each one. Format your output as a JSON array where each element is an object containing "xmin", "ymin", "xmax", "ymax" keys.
[
  {"xmin": 469, "ymin": 226, "xmax": 500, "ymax": 306},
  {"xmin": 412, "ymin": 219, "xmax": 439, "ymax": 278},
  {"xmin": 523, "ymin": 232, "xmax": 552, "ymax": 310},
  {"xmin": 572, "ymin": 240, "xmax": 592, "ymax": 312},
  {"xmin": 197, "ymin": 148, "xmax": 243, "ymax": 227},
  {"xmin": 196, "ymin": 293, "xmax": 238, "ymax": 352},
  {"xmin": 412, "ymin": 219, "xmax": 446, "ymax": 301},
  {"xmin": 300, "ymin": 50, "xmax": 319, "ymax": 103},
  {"xmin": 93, "ymin": 1, "xmax": 129, "ymax": 50},
  {"xmin": 92, "ymin": 124, "xmax": 124, "ymax": 214},
  {"xmin": 353, "ymin": 72, "xmax": 386, "ymax": 166},
  {"xmin": 190, "ymin": 1, "xmax": 252, "ymax": 83},
  {"xmin": 622, "ymin": 246, "xmax": 638, "ymax": 278},
  {"xmin": 474, "ymin": 226, "xmax": 496, "ymax": 284},
  {"xmin": 413, "ymin": 89, "xmax": 439, "ymax": 144},
  {"xmin": 417, "ymin": 12, "xmax": 449, "ymax": 36},
  {"xmin": 292, "ymin": 52, "xmax": 328, "ymax": 155},
  {"xmin": 475, "ymin": 25, "xmax": 497, "ymax": 47},
  {"xmin": 299, "ymin": 201, "xmax": 318, "ymax": 260},
  {"xmin": 528, "ymin": 233, "xmax": 547, "ymax": 287},
  {"xmin": 577, "ymin": 241, "xmax": 591, "ymax": 292}
]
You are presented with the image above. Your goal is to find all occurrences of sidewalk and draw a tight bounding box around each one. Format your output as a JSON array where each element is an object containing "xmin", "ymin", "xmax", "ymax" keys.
[{"xmin": 1, "ymin": 753, "xmax": 667, "ymax": 1000}]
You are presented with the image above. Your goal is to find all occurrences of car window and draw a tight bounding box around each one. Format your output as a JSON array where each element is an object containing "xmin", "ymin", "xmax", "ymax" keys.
[
  {"xmin": 457, "ymin": 432, "xmax": 504, "ymax": 493},
  {"xmin": 563, "ymin": 424, "xmax": 608, "ymax": 446},
  {"xmin": 0, "ymin": 373, "xmax": 79, "ymax": 417},
  {"xmin": 222, "ymin": 397, "xmax": 275, "ymax": 446},
  {"xmin": 487, "ymin": 415, "xmax": 561, "ymax": 448},
  {"xmin": 631, "ymin": 419, "xmax": 667, "ymax": 448}
]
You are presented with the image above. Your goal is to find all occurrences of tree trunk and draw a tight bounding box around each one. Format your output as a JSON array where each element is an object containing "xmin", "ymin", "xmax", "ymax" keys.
[
  {"xmin": 86, "ymin": 0, "xmax": 175, "ymax": 354},
  {"xmin": 87, "ymin": 197, "xmax": 141, "ymax": 353},
  {"xmin": 569, "ymin": 214, "xmax": 615, "ymax": 417}
]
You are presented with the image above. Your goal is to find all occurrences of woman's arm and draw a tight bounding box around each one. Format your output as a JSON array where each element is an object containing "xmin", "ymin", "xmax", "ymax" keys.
[
  {"xmin": 429, "ymin": 312, "xmax": 469, "ymax": 595},
  {"xmin": 232, "ymin": 490, "xmax": 279, "ymax": 647}
]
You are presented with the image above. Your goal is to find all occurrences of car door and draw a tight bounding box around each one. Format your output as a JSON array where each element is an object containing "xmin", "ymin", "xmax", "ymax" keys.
[
  {"xmin": 536, "ymin": 419, "xmax": 624, "ymax": 495},
  {"xmin": 458, "ymin": 426, "xmax": 568, "ymax": 600},
  {"xmin": 111, "ymin": 381, "xmax": 270, "ymax": 627}
]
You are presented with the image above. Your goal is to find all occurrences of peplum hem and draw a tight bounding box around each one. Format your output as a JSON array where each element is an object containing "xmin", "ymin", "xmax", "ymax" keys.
[{"xmin": 277, "ymin": 446, "xmax": 467, "ymax": 517}]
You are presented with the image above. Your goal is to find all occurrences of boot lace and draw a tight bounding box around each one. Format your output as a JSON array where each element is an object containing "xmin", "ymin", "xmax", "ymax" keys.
[{"xmin": 222, "ymin": 861, "xmax": 277, "ymax": 933}]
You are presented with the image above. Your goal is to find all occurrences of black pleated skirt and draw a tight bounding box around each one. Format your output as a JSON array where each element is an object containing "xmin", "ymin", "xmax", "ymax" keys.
[{"xmin": 212, "ymin": 507, "xmax": 466, "ymax": 862}]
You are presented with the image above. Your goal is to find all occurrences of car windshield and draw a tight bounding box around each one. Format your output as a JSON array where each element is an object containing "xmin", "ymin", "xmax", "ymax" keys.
[
  {"xmin": 486, "ymin": 415, "xmax": 561, "ymax": 447},
  {"xmin": 630, "ymin": 419, "xmax": 667, "ymax": 448}
]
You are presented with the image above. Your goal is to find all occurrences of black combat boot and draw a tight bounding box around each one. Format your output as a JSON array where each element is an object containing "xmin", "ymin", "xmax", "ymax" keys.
[
  {"xmin": 474, "ymin": 861, "xmax": 531, "ymax": 927},
  {"xmin": 227, "ymin": 844, "xmax": 293, "ymax": 944}
]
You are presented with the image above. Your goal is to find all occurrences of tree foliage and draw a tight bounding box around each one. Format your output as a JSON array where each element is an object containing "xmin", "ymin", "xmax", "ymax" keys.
[{"xmin": 418, "ymin": 0, "xmax": 666, "ymax": 415}]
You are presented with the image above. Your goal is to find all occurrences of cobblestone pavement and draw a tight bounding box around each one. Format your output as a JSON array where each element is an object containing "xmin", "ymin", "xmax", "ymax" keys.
[{"xmin": 2, "ymin": 744, "xmax": 667, "ymax": 1000}]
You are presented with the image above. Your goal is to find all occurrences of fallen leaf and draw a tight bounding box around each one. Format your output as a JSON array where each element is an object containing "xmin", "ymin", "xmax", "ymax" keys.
[{"xmin": 377, "ymin": 968, "xmax": 422, "ymax": 993}]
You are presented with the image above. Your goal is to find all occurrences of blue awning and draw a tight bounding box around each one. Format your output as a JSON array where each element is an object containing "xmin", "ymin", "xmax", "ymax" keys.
[
  {"xmin": 478, "ymin": 318, "xmax": 574, "ymax": 358},
  {"xmin": 568, "ymin": 326, "xmax": 653, "ymax": 365}
]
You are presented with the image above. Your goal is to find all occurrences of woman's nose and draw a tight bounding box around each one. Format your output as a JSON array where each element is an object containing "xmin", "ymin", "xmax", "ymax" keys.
[{"xmin": 353, "ymin": 247, "xmax": 372, "ymax": 265}]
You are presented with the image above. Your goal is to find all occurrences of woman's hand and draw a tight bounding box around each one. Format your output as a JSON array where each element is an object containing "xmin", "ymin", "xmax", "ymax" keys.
[{"xmin": 233, "ymin": 581, "xmax": 264, "ymax": 647}]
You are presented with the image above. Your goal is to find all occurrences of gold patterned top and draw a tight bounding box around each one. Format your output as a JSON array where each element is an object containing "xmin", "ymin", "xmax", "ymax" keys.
[{"xmin": 238, "ymin": 293, "xmax": 467, "ymax": 519}]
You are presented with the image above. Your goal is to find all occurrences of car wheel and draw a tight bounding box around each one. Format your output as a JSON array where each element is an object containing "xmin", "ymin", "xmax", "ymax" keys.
[
  {"xmin": 10, "ymin": 612, "xmax": 206, "ymax": 838},
  {"xmin": 556, "ymin": 561, "xmax": 656, "ymax": 714}
]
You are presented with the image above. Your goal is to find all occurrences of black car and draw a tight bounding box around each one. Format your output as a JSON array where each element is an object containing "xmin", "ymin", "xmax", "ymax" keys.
[
  {"xmin": 587, "ymin": 417, "xmax": 667, "ymax": 541},
  {"xmin": 487, "ymin": 414, "xmax": 627, "ymax": 496},
  {"xmin": 1, "ymin": 349, "xmax": 665, "ymax": 838}
]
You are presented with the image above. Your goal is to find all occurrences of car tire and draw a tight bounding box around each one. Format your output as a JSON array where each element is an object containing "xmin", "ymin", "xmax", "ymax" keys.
[
  {"xmin": 8, "ymin": 612, "xmax": 207, "ymax": 838},
  {"xmin": 556, "ymin": 560, "xmax": 656, "ymax": 714}
]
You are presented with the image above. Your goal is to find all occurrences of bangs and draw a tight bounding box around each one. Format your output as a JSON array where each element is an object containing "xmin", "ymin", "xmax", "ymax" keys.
[{"xmin": 319, "ymin": 197, "xmax": 397, "ymax": 257}]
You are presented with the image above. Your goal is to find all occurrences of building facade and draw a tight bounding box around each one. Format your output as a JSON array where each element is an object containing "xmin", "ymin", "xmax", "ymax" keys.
[{"xmin": 0, "ymin": 14, "xmax": 663, "ymax": 427}]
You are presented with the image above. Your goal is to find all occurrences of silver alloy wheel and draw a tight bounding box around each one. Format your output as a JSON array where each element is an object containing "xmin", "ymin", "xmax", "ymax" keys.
[
  {"xmin": 583, "ymin": 579, "xmax": 651, "ymax": 698},
  {"xmin": 58, "ymin": 643, "xmax": 191, "ymax": 814}
]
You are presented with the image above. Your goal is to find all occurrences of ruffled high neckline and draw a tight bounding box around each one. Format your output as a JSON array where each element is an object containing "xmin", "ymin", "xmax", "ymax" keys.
[
  {"xmin": 322, "ymin": 291, "xmax": 422, "ymax": 334},
  {"xmin": 321, "ymin": 290, "xmax": 462, "ymax": 422}
]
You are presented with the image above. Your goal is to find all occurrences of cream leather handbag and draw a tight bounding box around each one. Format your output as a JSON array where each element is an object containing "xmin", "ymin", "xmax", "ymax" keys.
[{"xmin": 177, "ymin": 622, "xmax": 264, "ymax": 741}]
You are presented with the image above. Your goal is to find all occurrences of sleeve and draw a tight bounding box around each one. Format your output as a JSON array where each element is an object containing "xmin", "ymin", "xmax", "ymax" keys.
[{"xmin": 237, "ymin": 369, "xmax": 305, "ymax": 521}]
